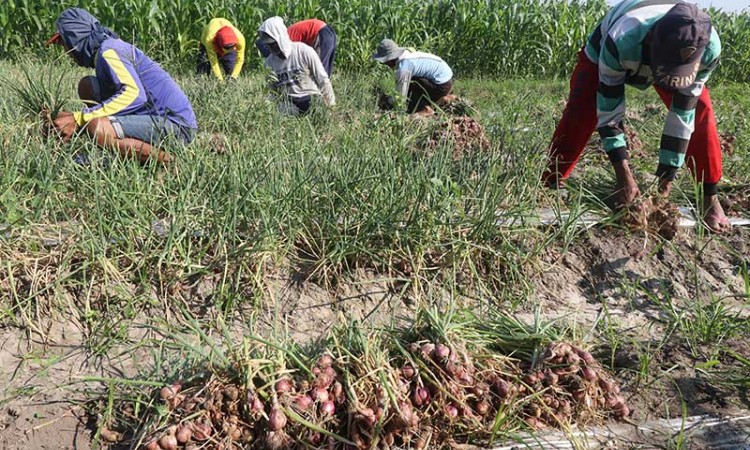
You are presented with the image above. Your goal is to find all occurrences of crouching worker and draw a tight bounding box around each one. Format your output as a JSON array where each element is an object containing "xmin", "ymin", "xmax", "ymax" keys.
[
  {"xmin": 257, "ymin": 19, "xmax": 337, "ymax": 77},
  {"xmin": 49, "ymin": 8, "xmax": 197, "ymax": 164},
  {"xmin": 543, "ymin": 1, "xmax": 729, "ymax": 232},
  {"xmin": 198, "ymin": 18, "xmax": 246, "ymax": 81},
  {"xmin": 258, "ymin": 16, "xmax": 335, "ymax": 115},
  {"xmin": 372, "ymin": 39, "xmax": 455, "ymax": 115}
]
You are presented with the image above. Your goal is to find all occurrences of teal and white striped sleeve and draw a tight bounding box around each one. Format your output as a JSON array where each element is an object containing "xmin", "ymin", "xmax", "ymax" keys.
[
  {"xmin": 655, "ymin": 30, "xmax": 721, "ymax": 181},
  {"xmin": 596, "ymin": 36, "xmax": 629, "ymax": 162}
]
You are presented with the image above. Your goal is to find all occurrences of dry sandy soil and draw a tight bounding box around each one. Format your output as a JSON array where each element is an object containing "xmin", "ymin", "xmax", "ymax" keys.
[{"xmin": 2, "ymin": 226, "xmax": 749, "ymax": 449}]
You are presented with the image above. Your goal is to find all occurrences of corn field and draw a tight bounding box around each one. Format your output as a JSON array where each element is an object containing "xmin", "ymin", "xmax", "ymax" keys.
[{"xmin": 1, "ymin": 0, "xmax": 748, "ymax": 80}]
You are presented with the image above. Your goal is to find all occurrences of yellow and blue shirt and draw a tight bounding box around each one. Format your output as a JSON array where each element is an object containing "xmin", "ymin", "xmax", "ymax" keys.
[
  {"xmin": 200, "ymin": 18, "xmax": 246, "ymax": 81},
  {"xmin": 73, "ymin": 38, "xmax": 197, "ymax": 130}
]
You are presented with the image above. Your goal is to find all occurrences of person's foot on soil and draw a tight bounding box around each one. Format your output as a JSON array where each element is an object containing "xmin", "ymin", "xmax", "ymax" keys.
[{"xmin": 703, "ymin": 195, "xmax": 731, "ymax": 233}]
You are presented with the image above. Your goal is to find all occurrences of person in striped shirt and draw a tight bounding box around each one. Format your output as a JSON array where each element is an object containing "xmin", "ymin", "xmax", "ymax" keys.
[
  {"xmin": 543, "ymin": 0, "xmax": 730, "ymax": 233},
  {"xmin": 49, "ymin": 8, "xmax": 197, "ymax": 164},
  {"xmin": 197, "ymin": 18, "xmax": 246, "ymax": 82},
  {"xmin": 256, "ymin": 19, "xmax": 337, "ymax": 77}
]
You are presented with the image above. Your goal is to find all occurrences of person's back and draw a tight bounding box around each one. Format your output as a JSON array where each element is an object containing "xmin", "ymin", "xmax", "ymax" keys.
[
  {"xmin": 397, "ymin": 51, "xmax": 453, "ymax": 85},
  {"xmin": 89, "ymin": 38, "xmax": 197, "ymax": 129},
  {"xmin": 287, "ymin": 19, "xmax": 326, "ymax": 47}
]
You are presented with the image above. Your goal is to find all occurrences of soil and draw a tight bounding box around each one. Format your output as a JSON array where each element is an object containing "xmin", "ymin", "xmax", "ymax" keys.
[
  {"xmin": 420, "ymin": 116, "xmax": 491, "ymax": 160},
  {"xmin": 2, "ymin": 227, "xmax": 749, "ymax": 449}
]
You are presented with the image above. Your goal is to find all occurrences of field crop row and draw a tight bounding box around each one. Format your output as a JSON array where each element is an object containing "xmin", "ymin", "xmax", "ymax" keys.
[{"xmin": 1, "ymin": 0, "xmax": 749, "ymax": 80}]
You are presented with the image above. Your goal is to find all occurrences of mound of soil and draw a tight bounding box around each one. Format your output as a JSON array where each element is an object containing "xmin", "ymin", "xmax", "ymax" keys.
[
  {"xmin": 421, "ymin": 116, "xmax": 490, "ymax": 160},
  {"xmin": 720, "ymin": 132, "xmax": 736, "ymax": 155}
]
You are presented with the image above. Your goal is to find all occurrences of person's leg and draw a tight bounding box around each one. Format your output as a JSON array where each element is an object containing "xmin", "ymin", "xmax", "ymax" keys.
[
  {"xmin": 83, "ymin": 117, "xmax": 171, "ymax": 164},
  {"xmin": 196, "ymin": 44, "xmax": 210, "ymax": 75},
  {"xmin": 220, "ymin": 51, "xmax": 237, "ymax": 77},
  {"xmin": 653, "ymin": 86, "xmax": 729, "ymax": 232},
  {"xmin": 78, "ymin": 76, "xmax": 102, "ymax": 105},
  {"xmin": 407, "ymin": 78, "xmax": 436, "ymax": 113},
  {"xmin": 316, "ymin": 25, "xmax": 337, "ymax": 77},
  {"xmin": 543, "ymin": 48, "xmax": 600, "ymax": 187}
]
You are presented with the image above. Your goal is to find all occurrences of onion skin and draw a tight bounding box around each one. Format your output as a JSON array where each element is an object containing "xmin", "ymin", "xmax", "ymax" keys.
[
  {"xmin": 420, "ymin": 343, "xmax": 435, "ymax": 358},
  {"xmin": 275, "ymin": 378, "xmax": 293, "ymax": 394},
  {"xmin": 252, "ymin": 398, "xmax": 265, "ymax": 412},
  {"xmin": 444, "ymin": 405, "xmax": 459, "ymax": 418},
  {"xmin": 317, "ymin": 354, "xmax": 334, "ymax": 369},
  {"xmin": 314, "ymin": 373, "xmax": 334, "ymax": 389},
  {"xmin": 159, "ymin": 435, "xmax": 178, "ymax": 450},
  {"xmin": 311, "ymin": 387, "xmax": 330, "ymax": 403},
  {"xmin": 294, "ymin": 395, "xmax": 313, "ymax": 410},
  {"xmin": 331, "ymin": 382, "xmax": 344, "ymax": 402},
  {"xmin": 494, "ymin": 379, "xmax": 510, "ymax": 398},
  {"xmin": 160, "ymin": 385, "xmax": 180, "ymax": 401},
  {"xmin": 192, "ymin": 422, "xmax": 212, "ymax": 441},
  {"xmin": 145, "ymin": 440, "xmax": 160, "ymax": 450},
  {"xmin": 581, "ymin": 366, "xmax": 598, "ymax": 382},
  {"xmin": 475, "ymin": 401, "xmax": 490, "ymax": 416},
  {"xmin": 434, "ymin": 344, "xmax": 451, "ymax": 360},
  {"xmin": 401, "ymin": 364, "xmax": 416, "ymax": 380},
  {"xmin": 320, "ymin": 401, "xmax": 335, "ymax": 415},
  {"xmin": 176, "ymin": 425, "xmax": 192, "ymax": 444},
  {"xmin": 268, "ymin": 407, "xmax": 287, "ymax": 431}
]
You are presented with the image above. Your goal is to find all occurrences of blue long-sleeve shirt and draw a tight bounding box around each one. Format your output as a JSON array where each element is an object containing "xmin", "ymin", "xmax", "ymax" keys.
[{"xmin": 73, "ymin": 39, "xmax": 197, "ymax": 130}]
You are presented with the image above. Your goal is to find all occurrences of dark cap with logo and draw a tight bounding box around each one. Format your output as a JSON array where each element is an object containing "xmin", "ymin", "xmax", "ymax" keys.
[{"xmin": 650, "ymin": 2, "xmax": 712, "ymax": 90}]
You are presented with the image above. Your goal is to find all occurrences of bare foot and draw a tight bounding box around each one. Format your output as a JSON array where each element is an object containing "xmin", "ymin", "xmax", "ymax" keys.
[{"xmin": 703, "ymin": 195, "xmax": 731, "ymax": 233}]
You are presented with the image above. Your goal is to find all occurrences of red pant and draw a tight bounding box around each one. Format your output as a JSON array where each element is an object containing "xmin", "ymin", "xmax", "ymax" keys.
[{"xmin": 545, "ymin": 49, "xmax": 722, "ymax": 187}]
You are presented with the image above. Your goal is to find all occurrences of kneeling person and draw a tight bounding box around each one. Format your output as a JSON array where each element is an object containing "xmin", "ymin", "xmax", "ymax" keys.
[
  {"xmin": 49, "ymin": 8, "xmax": 197, "ymax": 163},
  {"xmin": 258, "ymin": 16, "xmax": 335, "ymax": 115},
  {"xmin": 198, "ymin": 18, "xmax": 246, "ymax": 81},
  {"xmin": 372, "ymin": 39, "xmax": 454, "ymax": 114}
]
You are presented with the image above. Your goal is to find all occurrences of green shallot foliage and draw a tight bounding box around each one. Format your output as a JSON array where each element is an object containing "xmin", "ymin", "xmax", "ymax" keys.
[{"xmin": 2, "ymin": 64, "xmax": 69, "ymax": 121}]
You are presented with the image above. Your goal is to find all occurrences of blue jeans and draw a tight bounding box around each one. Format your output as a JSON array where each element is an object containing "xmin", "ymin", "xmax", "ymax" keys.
[{"xmin": 110, "ymin": 115, "xmax": 195, "ymax": 145}]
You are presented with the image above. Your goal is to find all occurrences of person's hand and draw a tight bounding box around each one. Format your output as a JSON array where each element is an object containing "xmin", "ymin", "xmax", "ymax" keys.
[{"xmin": 52, "ymin": 112, "xmax": 78, "ymax": 142}]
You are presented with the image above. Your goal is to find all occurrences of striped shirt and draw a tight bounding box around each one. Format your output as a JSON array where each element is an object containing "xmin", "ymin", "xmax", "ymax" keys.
[{"xmin": 584, "ymin": 0, "xmax": 720, "ymax": 177}]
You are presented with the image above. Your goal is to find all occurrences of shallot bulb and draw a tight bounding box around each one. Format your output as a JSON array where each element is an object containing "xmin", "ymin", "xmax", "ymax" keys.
[
  {"xmin": 320, "ymin": 401, "xmax": 335, "ymax": 415},
  {"xmin": 268, "ymin": 407, "xmax": 287, "ymax": 431}
]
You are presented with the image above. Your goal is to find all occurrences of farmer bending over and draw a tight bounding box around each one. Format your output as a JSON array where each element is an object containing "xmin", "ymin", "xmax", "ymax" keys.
[
  {"xmin": 49, "ymin": 8, "xmax": 197, "ymax": 164},
  {"xmin": 543, "ymin": 1, "xmax": 730, "ymax": 232},
  {"xmin": 372, "ymin": 39, "xmax": 455, "ymax": 115},
  {"xmin": 198, "ymin": 18, "xmax": 246, "ymax": 81},
  {"xmin": 257, "ymin": 19, "xmax": 337, "ymax": 77},
  {"xmin": 258, "ymin": 16, "xmax": 336, "ymax": 115}
]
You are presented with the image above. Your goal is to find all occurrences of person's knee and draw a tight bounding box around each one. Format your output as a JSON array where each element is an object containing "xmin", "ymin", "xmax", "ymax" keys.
[
  {"xmin": 78, "ymin": 76, "xmax": 101, "ymax": 103},
  {"xmin": 84, "ymin": 117, "xmax": 115, "ymax": 144}
]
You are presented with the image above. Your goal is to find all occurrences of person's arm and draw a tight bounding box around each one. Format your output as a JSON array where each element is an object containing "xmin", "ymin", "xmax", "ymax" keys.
[
  {"xmin": 656, "ymin": 33, "xmax": 721, "ymax": 181},
  {"xmin": 230, "ymin": 26, "xmax": 245, "ymax": 79},
  {"xmin": 205, "ymin": 41, "xmax": 224, "ymax": 81},
  {"xmin": 306, "ymin": 47, "xmax": 335, "ymax": 106},
  {"xmin": 596, "ymin": 35, "xmax": 628, "ymax": 162},
  {"xmin": 72, "ymin": 48, "xmax": 146, "ymax": 126},
  {"xmin": 394, "ymin": 64, "xmax": 412, "ymax": 98}
]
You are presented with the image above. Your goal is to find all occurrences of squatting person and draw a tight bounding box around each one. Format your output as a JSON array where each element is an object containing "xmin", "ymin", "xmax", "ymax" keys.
[
  {"xmin": 257, "ymin": 18, "xmax": 337, "ymax": 77},
  {"xmin": 198, "ymin": 18, "xmax": 246, "ymax": 81},
  {"xmin": 372, "ymin": 38, "xmax": 456, "ymax": 115},
  {"xmin": 49, "ymin": 8, "xmax": 197, "ymax": 164},
  {"xmin": 543, "ymin": 0, "xmax": 730, "ymax": 232},
  {"xmin": 258, "ymin": 16, "xmax": 336, "ymax": 115}
]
